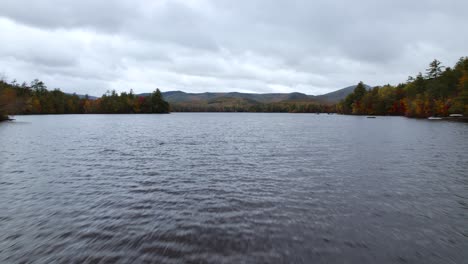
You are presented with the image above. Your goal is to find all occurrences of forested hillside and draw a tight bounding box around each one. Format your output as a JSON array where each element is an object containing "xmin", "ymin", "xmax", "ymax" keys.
[
  {"xmin": 160, "ymin": 91, "xmax": 316, "ymax": 103},
  {"xmin": 315, "ymin": 84, "xmax": 372, "ymax": 103},
  {"xmin": 169, "ymin": 97, "xmax": 335, "ymax": 113},
  {"xmin": 337, "ymin": 57, "xmax": 468, "ymax": 117},
  {"xmin": 163, "ymin": 91, "xmax": 334, "ymax": 113}
]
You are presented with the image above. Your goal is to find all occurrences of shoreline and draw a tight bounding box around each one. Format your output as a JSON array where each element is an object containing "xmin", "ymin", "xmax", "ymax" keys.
[{"xmin": 3, "ymin": 113, "xmax": 466, "ymax": 122}]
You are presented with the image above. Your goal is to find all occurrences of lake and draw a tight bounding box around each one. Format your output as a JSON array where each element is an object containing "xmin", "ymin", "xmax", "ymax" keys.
[{"xmin": 0, "ymin": 113, "xmax": 467, "ymax": 264}]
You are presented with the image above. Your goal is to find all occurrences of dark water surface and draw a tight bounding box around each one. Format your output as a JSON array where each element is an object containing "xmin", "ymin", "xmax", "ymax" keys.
[{"xmin": 0, "ymin": 114, "xmax": 467, "ymax": 264}]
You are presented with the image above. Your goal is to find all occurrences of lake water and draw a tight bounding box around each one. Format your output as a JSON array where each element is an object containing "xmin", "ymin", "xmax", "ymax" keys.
[{"xmin": 0, "ymin": 114, "xmax": 467, "ymax": 264}]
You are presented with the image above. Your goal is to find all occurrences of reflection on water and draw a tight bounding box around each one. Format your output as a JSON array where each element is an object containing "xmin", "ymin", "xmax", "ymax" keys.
[{"xmin": 0, "ymin": 114, "xmax": 467, "ymax": 263}]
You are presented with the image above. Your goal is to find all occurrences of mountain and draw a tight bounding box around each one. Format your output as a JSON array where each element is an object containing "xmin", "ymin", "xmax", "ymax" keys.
[
  {"xmin": 134, "ymin": 84, "xmax": 370, "ymax": 105},
  {"xmin": 152, "ymin": 91, "xmax": 316, "ymax": 104},
  {"xmin": 315, "ymin": 84, "xmax": 373, "ymax": 103},
  {"xmin": 151, "ymin": 91, "xmax": 335, "ymax": 112}
]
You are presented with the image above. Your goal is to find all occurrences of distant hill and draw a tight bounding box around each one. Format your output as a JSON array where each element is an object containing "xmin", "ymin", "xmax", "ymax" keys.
[
  {"xmin": 58, "ymin": 84, "xmax": 372, "ymax": 104},
  {"xmin": 146, "ymin": 91, "xmax": 337, "ymax": 112},
  {"xmin": 134, "ymin": 84, "xmax": 370, "ymax": 106},
  {"xmin": 315, "ymin": 84, "xmax": 372, "ymax": 103},
  {"xmin": 148, "ymin": 91, "xmax": 317, "ymax": 104}
]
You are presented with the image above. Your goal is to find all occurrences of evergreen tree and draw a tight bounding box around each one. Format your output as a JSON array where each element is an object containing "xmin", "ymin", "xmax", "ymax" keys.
[
  {"xmin": 353, "ymin": 81, "xmax": 367, "ymax": 101},
  {"xmin": 426, "ymin": 59, "xmax": 444, "ymax": 79},
  {"xmin": 150, "ymin": 89, "xmax": 169, "ymax": 113}
]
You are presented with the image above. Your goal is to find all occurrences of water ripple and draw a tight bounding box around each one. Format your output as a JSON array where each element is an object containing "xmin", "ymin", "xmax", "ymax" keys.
[{"xmin": 0, "ymin": 114, "xmax": 467, "ymax": 263}]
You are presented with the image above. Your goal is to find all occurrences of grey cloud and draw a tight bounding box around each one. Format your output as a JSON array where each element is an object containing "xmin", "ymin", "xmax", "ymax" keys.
[
  {"xmin": 1, "ymin": 0, "xmax": 136, "ymax": 32},
  {"xmin": 0, "ymin": 0, "xmax": 467, "ymax": 96}
]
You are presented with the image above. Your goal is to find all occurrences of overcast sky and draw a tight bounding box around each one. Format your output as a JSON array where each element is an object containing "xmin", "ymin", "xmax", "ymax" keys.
[{"xmin": 0, "ymin": 0, "xmax": 467, "ymax": 96}]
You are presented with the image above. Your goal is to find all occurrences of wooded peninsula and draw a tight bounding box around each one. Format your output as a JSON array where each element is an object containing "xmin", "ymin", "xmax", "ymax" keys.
[{"xmin": 337, "ymin": 57, "xmax": 468, "ymax": 117}]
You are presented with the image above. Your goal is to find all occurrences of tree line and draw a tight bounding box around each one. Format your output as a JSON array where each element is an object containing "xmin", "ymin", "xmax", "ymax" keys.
[
  {"xmin": 337, "ymin": 57, "xmax": 468, "ymax": 117},
  {"xmin": 0, "ymin": 79, "xmax": 169, "ymax": 120},
  {"xmin": 170, "ymin": 100, "xmax": 335, "ymax": 113}
]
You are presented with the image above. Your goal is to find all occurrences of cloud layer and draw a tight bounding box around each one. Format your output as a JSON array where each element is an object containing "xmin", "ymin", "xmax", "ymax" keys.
[{"xmin": 1, "ymin": 0, "xmax": 467, "ymax": 96}]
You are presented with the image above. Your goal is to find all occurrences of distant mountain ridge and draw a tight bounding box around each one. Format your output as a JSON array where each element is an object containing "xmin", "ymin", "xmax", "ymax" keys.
[
  {"xmin": 147, "ymin": 84, "xmax": 372, "ymax": 104},
  {"xmin": 83, "ymin": 84, "xmax": 368, "ymax": 104},
  {"xmin": 314, "ymin": 84, "xmax": 373, "ymax": 102},
  {"xmin": 154, "ymin": 91, "xmax": 316, "ymax": 104},
  {"xmin": 60, "ymin": 85, "xmax": 372, "ymax": 104}
]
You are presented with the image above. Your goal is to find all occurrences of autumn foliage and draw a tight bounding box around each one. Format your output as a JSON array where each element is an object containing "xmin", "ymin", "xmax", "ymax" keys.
[
  {"xmin": 338, "ymin": 57, "xmax": 468, "ymax": 117},
  {"xmin": 0, "ymin": 79, "xmax": 169, "ymax": 119}
]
